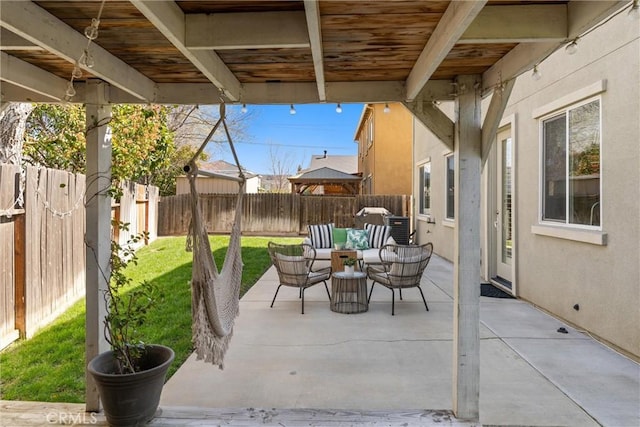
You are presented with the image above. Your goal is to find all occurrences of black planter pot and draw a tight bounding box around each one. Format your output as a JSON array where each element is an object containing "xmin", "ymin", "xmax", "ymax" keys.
[{"xmin": 88, "ymin": 344, "xmax": 175, "ymax": 427}]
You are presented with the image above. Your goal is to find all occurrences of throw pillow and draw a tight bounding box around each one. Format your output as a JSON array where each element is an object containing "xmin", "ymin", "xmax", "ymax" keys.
[
  {"xmin": 308, "ymin": 223, "xmax": 334, "ymax": 248},
  {"xmin": 345, "ymin": 228, "xmax": 369, "ymax": 250},
  {"xmin": 332, "ymin": 227, "xmax": 348, "ymax": 249},
  {"xmin": 365, "ymin": 223, "xmax": 391, "ymax": 249}
]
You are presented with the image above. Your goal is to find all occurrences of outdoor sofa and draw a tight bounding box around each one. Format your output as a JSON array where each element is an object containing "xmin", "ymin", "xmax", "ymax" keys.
[{"xmin": 303, "ymin": 223, "xmax": 397, "ymax": 266}]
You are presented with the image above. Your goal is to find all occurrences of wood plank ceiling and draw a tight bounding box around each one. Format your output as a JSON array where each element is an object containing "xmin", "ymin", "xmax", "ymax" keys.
[{"xmin": 0, "ymin": 0, "xmax": 629, "ymax": 105}]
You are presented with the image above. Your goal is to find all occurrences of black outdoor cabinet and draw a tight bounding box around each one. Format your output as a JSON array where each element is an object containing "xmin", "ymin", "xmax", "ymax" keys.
[{"xmin": 385, "ymin": 216, "xmax": 410, "ymax": 245}]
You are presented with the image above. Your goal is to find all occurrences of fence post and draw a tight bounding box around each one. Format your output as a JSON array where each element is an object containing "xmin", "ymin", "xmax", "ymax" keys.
[{"xmin": 13, "ymin": 212, "xmax": 26, "ymax": 338}]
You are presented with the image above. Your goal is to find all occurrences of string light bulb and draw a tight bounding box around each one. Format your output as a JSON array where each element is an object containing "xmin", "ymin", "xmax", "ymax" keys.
[
  {"xmin": 289, "ymin": 104, "xmax": 296, "ymax": 115},
  {"xmin": 65, "ymin": 81, "xmax": 76, "ymax": 98},
  {"xmin": 64, "ymin": 0, "xmax": 106, "ymax": 101},
  {"xmin": 565, "ymin": 39, "xmax": 578, "ymax": 55},
  {"xmin": 84, "ymin": 18, "xmax": 100, "ymax": 40},
  {"xmin": 80, "ymin": 49, "xmax": 95, "ymax": 68},
  {"xmin": 532, "ymin": 65, "xmax": 542, "ymax": 81},
  {"xmin": 629, "ymin": 0, "xmax": 639, "ymax": 19},
  {"xmin": 72, "ymin": 62, "xmax": 83, "ymax": 79},
  {"xmin": 241, "ymin": 104, "xmax": 247, "ymax": 113},
  {"xmin": 336, "ymin": 103, "xmax": 342, "ymax": 113},
  {"xmin": 383, "ymin": 103, "xmax": 390, "ymax": 113}
]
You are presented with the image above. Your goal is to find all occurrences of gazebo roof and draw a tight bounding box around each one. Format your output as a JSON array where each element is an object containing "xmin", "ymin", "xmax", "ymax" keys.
[
  {"xmin": 0, "ymin": 1, "xmax": 627, "ymax": 106},
  {"xmin": 290, "ymin": 166, "xmax": 361, "ymax": 182}
]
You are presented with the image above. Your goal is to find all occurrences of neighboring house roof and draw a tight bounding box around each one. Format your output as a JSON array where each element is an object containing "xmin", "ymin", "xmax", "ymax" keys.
[
  {"xmin": 289, "ymin": 167, "xmax": 361, "ymax": 182},
  {"xmin": 305, "ymin": 153, "xmax": 357, "ymax": 174},
  {"xmin": 198, "ymin": 160, "xmax": 258, "ymax": 179}
]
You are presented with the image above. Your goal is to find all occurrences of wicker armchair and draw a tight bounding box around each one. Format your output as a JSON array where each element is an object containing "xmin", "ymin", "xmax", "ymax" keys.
[
  {"xmin": 267, "ymin": 242, "xmax": 331, "ymax": 314},
  {"xmin": 366, "ymin": 243, "xmax": 433, "ymax": 315}
]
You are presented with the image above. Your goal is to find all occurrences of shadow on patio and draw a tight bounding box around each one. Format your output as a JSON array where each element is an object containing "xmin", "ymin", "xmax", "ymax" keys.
[{"xmin": 159, "ymin": 254, "xmax": 639, "ymax": 426}]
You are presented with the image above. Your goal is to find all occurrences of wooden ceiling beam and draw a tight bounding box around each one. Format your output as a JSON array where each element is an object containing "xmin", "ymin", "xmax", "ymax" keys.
[
  {"xmin": 1, "ymin": 52, "xmax": 67, "ymax": 102},
  {"xmin": 0, "ymin": 1, "xmax": 157, "ymax": 102},
  {"xmin": 131, "ymin": 0, "xmax": 241, "ymax": 102},
  {"xmin": 185, "ymin": 11, "xmax": 309, "ymax": 50},
  {"xmin": 0, "ymin": 81, "xmax": 60, "ymax": 103},
  {"xmin": 482, "ymin": 1, "xmax": 626, "ymax": 94},
  {"xmin": 460, "ymin": 5, "xmax": 567, "ymax": 43},
  {"xmin": 567, "ymin": 0, "xmax": 627, "ymax": 39},
  {"xmin": 304, "ymin": 0, "xmax": 326, "ymax": 102},
  {"xmin": 405, "ymin": 0, "xmax": 487, "ymax": 101},
  {"xmin": 482, "ymin": 41, "xmax": 558, "ymax": 94},
  {"xmin": 481, "ymin": 78, "xmax": 515, "ymax": 165},
  {"xmin": 325, "ymin": 82, "xmax": 406, "ymax": 104},
  {"xmin": 0, "ymin": 28, "xmax": 42, "ymax": 50},
  {"xmin": 95, "ymin": 80, "xmax": 425, "ymax": 105},
  {"xmin": 404, "ymin": 100, "xmax": 454, "ymax": 149}
]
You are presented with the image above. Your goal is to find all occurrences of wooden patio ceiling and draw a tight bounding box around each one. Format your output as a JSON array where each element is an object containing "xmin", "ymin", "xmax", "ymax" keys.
[{"xmin": 0, "ymin": 0, "xmax": 629, "ymax": 106}]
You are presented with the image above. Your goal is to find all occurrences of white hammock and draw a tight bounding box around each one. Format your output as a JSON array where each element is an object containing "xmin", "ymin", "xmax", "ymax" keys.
[{"xmin": 186, "ymin": 102, "xmax": 245, "ymax": 369}]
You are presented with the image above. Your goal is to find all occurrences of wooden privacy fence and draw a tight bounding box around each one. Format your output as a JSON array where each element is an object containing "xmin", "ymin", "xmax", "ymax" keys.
[
  {"xmin": 158, "ymin": 193, "xmax": 412, "ymax": 236},
  {"xmin": 0, "ymin": 163, "xmax": 158, "ymax": 349}
]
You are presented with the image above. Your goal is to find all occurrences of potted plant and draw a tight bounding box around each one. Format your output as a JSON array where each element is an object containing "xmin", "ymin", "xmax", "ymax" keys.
[
  {"xmin": 343, "ymin": 257, "xmax": 357, "ymax": 275},
  {"xmin": 87, "ymin": 221, "xmax": 174, "ymax": 427}
]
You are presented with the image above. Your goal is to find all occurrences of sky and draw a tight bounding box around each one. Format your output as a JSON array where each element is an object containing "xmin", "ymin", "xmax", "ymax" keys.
[{"xmin": 212, "ymin": 103, "xmax": 364, "ymax": 175}]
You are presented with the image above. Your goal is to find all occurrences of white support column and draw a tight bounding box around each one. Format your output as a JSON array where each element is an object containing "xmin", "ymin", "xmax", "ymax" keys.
[
  {"xmin": 84, "ymin": 81, "xmax": 112, "ymax": 412},
  {"xmin": 452, "ymin": 74, "xmax": 482, "ymax": 421}
]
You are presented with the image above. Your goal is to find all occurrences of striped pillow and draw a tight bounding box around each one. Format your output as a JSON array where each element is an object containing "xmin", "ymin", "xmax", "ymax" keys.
[
  {"xmin": 365, "ymin": 223, "xmax": 391, "ymax": 249},
  {"xmin": 308, "ymin": 223, "xmax": 334, "ymax": 249}
]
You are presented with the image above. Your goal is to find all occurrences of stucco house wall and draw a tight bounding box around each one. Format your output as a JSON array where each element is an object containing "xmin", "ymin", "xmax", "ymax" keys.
[
  {"xmin": 413, "ymin": 102, "xmax": 456, "ymax": 262},
  {"xmin": 413, "ymin": 13, "xmax": 639, "ymax": 358},
  {"xmin": 502, "ymin": 12, "xmax": 639, "ymax": 358},
  {"xmin": 355, "ymin": 103, "xmax": 413, "ymax": 195}
]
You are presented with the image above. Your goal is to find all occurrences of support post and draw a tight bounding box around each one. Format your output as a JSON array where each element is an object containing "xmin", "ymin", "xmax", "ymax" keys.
[
  {"xmin": 84, "ymin": 81, "xmax": 112, "ymax": 412},
  {"xmin": 452, "ymin": 75, "xmax": 481, "ymax": 420}
]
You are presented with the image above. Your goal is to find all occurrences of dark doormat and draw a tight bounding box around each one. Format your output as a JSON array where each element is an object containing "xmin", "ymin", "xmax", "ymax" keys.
[{"xmin": 481, "ymin": 283, "xmax": 514, "ymax": 299}]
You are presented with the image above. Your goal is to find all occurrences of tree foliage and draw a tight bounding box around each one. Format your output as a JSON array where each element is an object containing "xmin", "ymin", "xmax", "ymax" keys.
[
  {"xmin": 23, "ymin": 103, "xmax": 249, "ymax": 196},
  {"xmin": 24, "ymin": 104, "xmax": 198, "ymax": 195}
]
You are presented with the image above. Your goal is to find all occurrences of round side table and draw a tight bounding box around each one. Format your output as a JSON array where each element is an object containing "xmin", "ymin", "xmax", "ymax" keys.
[{"xmin": 330, "ymin": 271, "xmax": 368, "ymax": 314}]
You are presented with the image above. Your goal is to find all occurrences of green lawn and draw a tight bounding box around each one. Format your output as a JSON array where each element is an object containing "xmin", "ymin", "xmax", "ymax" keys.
[{"xmin": 0, "ymin": 235, "xmax": 300, "ymax": 403}]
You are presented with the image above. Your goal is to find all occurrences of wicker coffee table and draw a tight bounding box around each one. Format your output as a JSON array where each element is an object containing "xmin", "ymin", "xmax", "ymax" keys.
[{"xmin": 330, "ymin": 271, "xmax": 368, "ymax": 314}]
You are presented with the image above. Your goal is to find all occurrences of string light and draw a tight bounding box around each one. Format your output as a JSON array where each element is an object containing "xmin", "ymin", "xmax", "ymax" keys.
[
  {"xmin": 531, "ymin": 65, "xmax": 542, "ymax": 81},
  {"xmin": 241, "ymin": 104, "xmax": 247, "ymax": 113},
  {"xmin": 336, "ymin": 103, "xmax": 342, "ymax": 113},
  {"xmin": 383, "ymin": 103, "xmax": 390, "ymax": 113},
  {"xmin": 289, "ymin": 104, "xmax": 296, "ymax": 115},
  {"xmin": 0, "ymin": 198, "xmax": 18, "ymax": 218},
  {"xmin": 629, "ymin": 0, "xmax": 640, "ymax": 19},
  {"xmin": 565, "ymin": 38, "xmax": 579, "ymax": 55},
  {"xmin": 64, "ymin": 0, "xmax": 106, "ymax": 101}
]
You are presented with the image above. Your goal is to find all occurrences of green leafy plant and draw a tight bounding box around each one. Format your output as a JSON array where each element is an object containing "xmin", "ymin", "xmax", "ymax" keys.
[
  {"xmin": 343, "ymin": 257, "xmax": 357, "ymax": 267},
  {"xmin": 104, "ymin": 220, "xmax": 162, "ymax": 374}
]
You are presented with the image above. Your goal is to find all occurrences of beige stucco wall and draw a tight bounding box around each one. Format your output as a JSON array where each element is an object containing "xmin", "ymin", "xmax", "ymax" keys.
[
  {"xmin": 502, "ymin": 13, "xmax": 639, "ymax": 358},
  {"xmin": 373, "ymin": 103, "xmax": 413, "ymax": 195},
  {"xmin": 413, "ymin": 102, "xmax": 456, "ymax": 262},
  {"xmin": 356, "ymin": 103, "xmax": 413, "ymax": 195},
  {"xmin": 412, "ymin": 13, "xmax": 639, "ymax": 358}
]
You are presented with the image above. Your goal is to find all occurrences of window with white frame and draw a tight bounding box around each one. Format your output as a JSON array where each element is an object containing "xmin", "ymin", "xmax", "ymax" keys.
[
  {"xmin": 541, "ymin": 97, "xmax": 601, "ymax": 227},
  {"xmin": 445, "ymin": 154, "xmax": 455, "ymax": 220},
  {"xmin": 418, "ymin": 161, "xmax": 431, "ymax": 216}
]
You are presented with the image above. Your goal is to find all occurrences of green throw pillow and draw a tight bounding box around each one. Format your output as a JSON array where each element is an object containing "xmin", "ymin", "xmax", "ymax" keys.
[
  {"xmin": 345, "ymin": 229, "xmax": 369, "ymax": 250},
  {"xmin": 332, "ymin": 227, "xmax": 348, "ymax": 248}
]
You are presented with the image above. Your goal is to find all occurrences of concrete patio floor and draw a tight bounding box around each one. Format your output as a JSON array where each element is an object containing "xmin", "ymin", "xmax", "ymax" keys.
[{"xmin": 161, "ymin": 254, "xmax": 640, "ymax": 426}]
